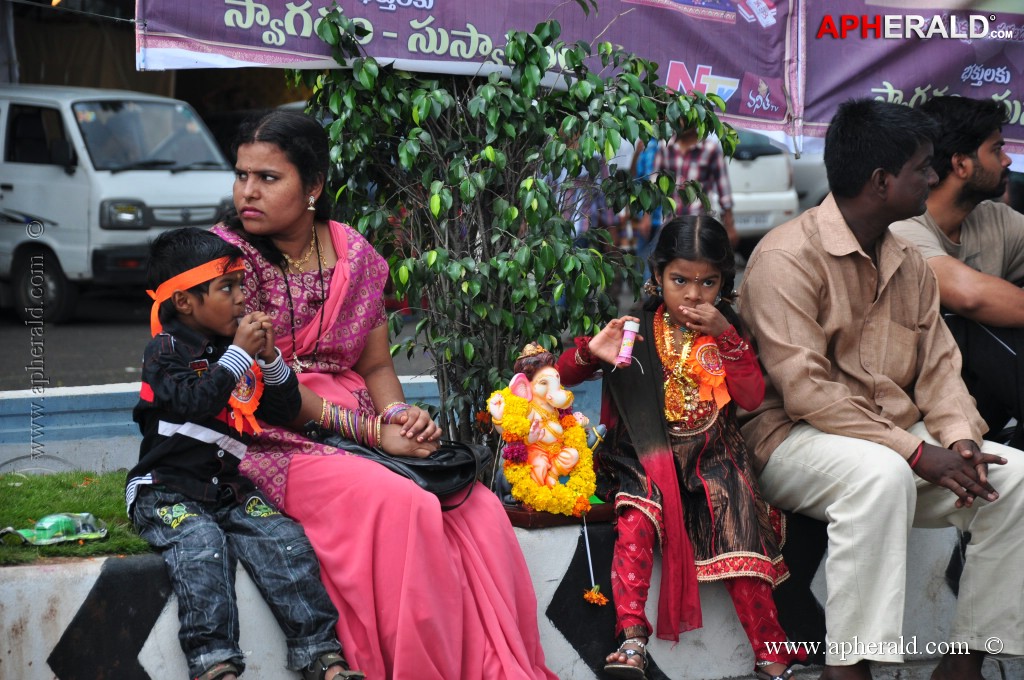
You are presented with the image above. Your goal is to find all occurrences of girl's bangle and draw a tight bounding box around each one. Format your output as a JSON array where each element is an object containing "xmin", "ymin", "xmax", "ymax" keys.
[{"xmin": 574, "ymin": 337, "xmax": 596, "ymax": 366}]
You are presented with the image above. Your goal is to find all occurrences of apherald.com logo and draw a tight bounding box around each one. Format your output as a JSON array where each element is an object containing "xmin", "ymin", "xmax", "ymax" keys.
[{"xmin": 816, "ymin": 13, "xmax": 998, "ymax": 40}]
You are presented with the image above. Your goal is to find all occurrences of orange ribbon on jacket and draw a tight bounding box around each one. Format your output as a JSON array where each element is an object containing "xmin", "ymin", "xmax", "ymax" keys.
[
  {"xmin": 228, "ymin": 363, "xmax": 264, "ymax": 435},
  {"xmin": 146, "ymin": 257, "xmax": 245, "ymax": 336},
  {"xmin": 688, "ymin": 335, "xmax": 731, "ymax": 409}
]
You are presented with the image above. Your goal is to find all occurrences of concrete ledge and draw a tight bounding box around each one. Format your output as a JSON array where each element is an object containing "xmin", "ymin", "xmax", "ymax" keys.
[
  {"xmin": 0, "ymin": 383, "xmax": 140, "ymax": 444},
  {"xmin": 2, "ymin": 381, "xmax": 1020, "ymax": 678},
  {"xmin": 3, "ymin": 524, "xmax": 1020, "ymax": 679}
]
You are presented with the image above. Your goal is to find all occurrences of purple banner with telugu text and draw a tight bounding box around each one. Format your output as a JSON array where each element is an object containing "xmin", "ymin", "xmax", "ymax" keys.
[
  {"xmin": 136, "ymin": 0, "xmax": 1024, "ymax": 153},
  {"xmin": 136, "ymin": 0, "xmax": 795, "ymax": 128},
  {"xmin": 803, "ymin": 1, "xmax": 1024, "ymax": 150}
]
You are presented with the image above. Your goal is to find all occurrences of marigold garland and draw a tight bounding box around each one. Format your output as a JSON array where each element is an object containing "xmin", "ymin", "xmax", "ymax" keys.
[
  {"xmin": 583, "ymin": 585, "xmax": 609, "ymax": 606},
  {"xmin": 475, "ymin": 409, "xmax": 491, "ymax": 434},
  {"xmin": 491, "ymin": 388, "xmax": 531, "ymax": 439},
  {"xmin": 502, "ymin": 440, "xmax": 528, "ymax": 464},
  {"xmin": 489, "ymin": 388, "xmax": 597, "ymax": 517}
]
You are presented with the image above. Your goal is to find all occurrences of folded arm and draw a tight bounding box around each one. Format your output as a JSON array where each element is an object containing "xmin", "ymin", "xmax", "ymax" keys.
[
  {"xmin": 930, "ymin": 254, "xmax": 1024, "ymax": 327},
  {"xmin": 717, "ymin": 326, "xmax": 763, "ymax": 412},
  {"xmin": 353, "ymin": 323, "xmax": 439, "ymax": 453},
  {"xmin": 144, "ymin": 340, "xmax": 246, "ymax": 421}
]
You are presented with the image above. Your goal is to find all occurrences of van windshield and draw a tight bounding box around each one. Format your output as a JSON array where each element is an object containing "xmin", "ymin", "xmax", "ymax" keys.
[{"xmin": 73, "ymin": 100, "xmax": 230, "ymax": 172}]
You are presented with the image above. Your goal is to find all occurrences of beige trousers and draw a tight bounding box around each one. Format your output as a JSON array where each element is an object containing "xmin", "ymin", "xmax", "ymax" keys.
[{"xmin": 759, "ymin": 421, "xmax": 1024, "ymax": 666}]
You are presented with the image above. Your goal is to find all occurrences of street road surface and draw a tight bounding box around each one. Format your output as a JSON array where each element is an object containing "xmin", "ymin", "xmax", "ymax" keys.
[
  {"xmin": 0, "ymin": 291, "xmax": 435, "ymax": 392},
  {"xmin": 0, "ymin": 257, "xmax": 745, "ymax": 394}
]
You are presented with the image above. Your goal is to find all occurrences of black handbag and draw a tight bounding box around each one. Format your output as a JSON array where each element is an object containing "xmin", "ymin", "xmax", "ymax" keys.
[{"xmin": 306, "ymin": 426, "xmax": 493, "ymax": 511}]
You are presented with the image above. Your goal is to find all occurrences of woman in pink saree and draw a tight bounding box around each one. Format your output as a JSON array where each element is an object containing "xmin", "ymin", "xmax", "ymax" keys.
[{"xmin": 212, "ymin": 110, "xmax": 555, "ymax": 680}]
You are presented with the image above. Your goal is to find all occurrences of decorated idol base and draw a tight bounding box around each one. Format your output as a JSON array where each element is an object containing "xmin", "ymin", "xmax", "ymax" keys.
[
  {"xmin": 486, "ymin": 343, "xmax": 599, "ymax": 518},
  {"xmin": 504, "ymin": 500, "xmax": 614, "ymax": 528}
]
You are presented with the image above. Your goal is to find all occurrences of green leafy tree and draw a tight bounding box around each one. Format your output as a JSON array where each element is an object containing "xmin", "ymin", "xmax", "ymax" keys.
[{"xmin": 294, "ymin": 4, "xmax": 735, "ymax": 443}]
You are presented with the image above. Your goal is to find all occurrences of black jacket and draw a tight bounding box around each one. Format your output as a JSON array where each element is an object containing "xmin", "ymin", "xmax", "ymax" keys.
[{"xmin": 126, "ymin": 318, "xmax": 300, "ymax": 511}]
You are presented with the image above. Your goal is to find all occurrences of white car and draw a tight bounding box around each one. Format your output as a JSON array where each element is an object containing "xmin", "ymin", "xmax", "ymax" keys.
[{"xmin": 729, "ymin": 129, "xmax": 800, "ymax": 249}]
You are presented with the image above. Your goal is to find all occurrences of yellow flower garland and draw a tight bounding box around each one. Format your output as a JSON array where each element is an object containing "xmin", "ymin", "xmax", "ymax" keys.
[
  {"xmin": 489, "ymin": 389, "xmax": 597, "ymax": 517},
  {"xmin": 491, "ymin": 388, "xmax": 531, "ymax": 441}
]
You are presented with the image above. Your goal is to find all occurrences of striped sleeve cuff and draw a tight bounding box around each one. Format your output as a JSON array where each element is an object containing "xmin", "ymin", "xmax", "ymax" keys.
[
  {"xmin": 220, "ymin": 345, "xmax": 253, "ymax": 380},
  {"xmin": 257, "ymin": 348, "xmax": 292, "ymax": 385}
]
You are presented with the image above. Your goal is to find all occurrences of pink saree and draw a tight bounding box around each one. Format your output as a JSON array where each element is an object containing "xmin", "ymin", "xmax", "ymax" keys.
[{"xmin": 213, "ymin": 222, "xmax": 556, "ymax": 680}]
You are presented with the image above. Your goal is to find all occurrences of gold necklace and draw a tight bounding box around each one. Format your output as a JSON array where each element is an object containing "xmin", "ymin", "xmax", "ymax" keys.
[
  {"xmin": 281, "ymin": 229, "xmax": 326, "ymax": 374},
  {"xmin": 656, "ymin": 311, "xmax": 702, "ymax": 419},
  {"xmin": 662, "ymin": 312, "xmax": 698, "ymax": 388},
  {"xmin": 282, "ymin": 224, "xmax": 326, "ymax": 272}
]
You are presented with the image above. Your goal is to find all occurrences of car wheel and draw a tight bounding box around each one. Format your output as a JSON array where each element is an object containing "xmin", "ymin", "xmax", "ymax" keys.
[{"xmin": 13, "ymin": 249, "xmax": 79, "ymax": 323}]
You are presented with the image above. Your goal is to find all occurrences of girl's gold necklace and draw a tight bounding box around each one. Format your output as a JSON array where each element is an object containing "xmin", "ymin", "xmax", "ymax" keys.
[{"xmin": 662, "ymin": 311, "xmax": 698, "ymax": 390}]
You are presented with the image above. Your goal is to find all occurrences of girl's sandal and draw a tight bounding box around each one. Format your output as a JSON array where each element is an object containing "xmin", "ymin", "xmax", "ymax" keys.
[
  {"xmin": 195, "ymin": 662, "xmax": 241, "ymax": 680},
  {"xmin": 301, "ymin": 652, "xmax": 366, "ymax": 680},
  {"xmin": 603, "ymin": 637, "xmax": 648, "ymax": 679},
  {"xmin": 754, "ymin": 660, "xmax": 796, "ymax": 680}
]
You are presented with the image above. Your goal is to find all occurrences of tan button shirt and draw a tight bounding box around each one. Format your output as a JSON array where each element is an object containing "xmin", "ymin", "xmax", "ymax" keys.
[{"xmin": 738, "ymin": 194, "xmax": 986, "ymax": 471}]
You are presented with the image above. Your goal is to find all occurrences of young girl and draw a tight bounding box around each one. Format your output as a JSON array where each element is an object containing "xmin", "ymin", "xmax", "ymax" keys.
[{"xmin": 556, "ymin": 216, "xmax": 804, "ymax": 680}]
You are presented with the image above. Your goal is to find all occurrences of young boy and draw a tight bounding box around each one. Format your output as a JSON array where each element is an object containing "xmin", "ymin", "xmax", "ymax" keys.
[{"xmin": 126, "ymin": 228, "xmax": 363, "ymax": 680}]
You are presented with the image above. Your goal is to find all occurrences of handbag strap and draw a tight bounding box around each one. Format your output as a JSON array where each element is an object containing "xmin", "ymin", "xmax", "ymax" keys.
[
  {"xmin": 306, "ymin": 427, "xmax": 486, "ymax": 512},
  {"xmin": 438, "ymin": 441, "xmax": 483, "ymax": 512},
  {"xmin": 439, "ymin": 481, "xmax": 475, "ymax": 511}
]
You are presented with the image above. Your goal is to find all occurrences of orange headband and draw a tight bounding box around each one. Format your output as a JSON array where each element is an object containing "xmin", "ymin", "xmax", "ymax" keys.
[{"xmin": 146, "ymin": 257, "xmax": 245, "ymax": 336}]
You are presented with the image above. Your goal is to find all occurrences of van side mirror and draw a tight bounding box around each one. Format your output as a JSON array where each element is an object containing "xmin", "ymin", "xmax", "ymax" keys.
[{"xmin": 52, "ymin": 140, "xmax": 77, "ymax": 175}]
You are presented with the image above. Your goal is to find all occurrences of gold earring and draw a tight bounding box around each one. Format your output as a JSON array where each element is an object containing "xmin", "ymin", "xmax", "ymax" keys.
[{"xmin": 307, "ymin": 195, "xmax": 316, "ymax": 212}]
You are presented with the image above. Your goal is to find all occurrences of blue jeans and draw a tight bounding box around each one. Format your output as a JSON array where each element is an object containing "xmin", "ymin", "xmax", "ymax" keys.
[
  {"xmin": 635, "ymin": 222, "xmax": 659, "ymax": 284},
  {"xmin": 132, "ymin": 485, "xmax": 340, "ymax": 678}
]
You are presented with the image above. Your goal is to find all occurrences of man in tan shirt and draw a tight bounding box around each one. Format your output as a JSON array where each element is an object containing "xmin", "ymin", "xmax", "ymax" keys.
[
  {"xmin": 739, "ymin": 99, "xmax": 1024, "ymax": 680},
  {"xmin": 890, "ymin": 96, "xmax": 1024, "ymax": 446}
]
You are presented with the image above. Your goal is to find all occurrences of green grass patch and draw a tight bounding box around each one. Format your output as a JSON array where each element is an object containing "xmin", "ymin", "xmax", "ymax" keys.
[{"xmin": 0, "ymin": 471, "xmax": 152, "ymax": 566}]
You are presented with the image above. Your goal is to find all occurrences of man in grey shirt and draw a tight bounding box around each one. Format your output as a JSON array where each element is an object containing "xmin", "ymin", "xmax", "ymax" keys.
[{"xmin": 890, "ymin": 96, "xmax": 1024, "ymax": 445}]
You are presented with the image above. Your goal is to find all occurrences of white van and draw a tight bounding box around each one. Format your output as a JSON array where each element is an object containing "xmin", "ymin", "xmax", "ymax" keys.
[{"xmin": 0, "ymin": 85, "xmax": 235, "ymax": 322}]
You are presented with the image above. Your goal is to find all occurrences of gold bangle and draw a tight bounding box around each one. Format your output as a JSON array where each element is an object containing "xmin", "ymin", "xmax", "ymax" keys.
[
  {"xmin": 381, "ymin": 401, "xmax": 406, "ymax": 412},
  {"xmin": 318, "ymin": 398, "xmax": 329, "ymax": 427},
  {"xmin": 374, "ymin": 416, "xmax": 383, "ymax": 448}
]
